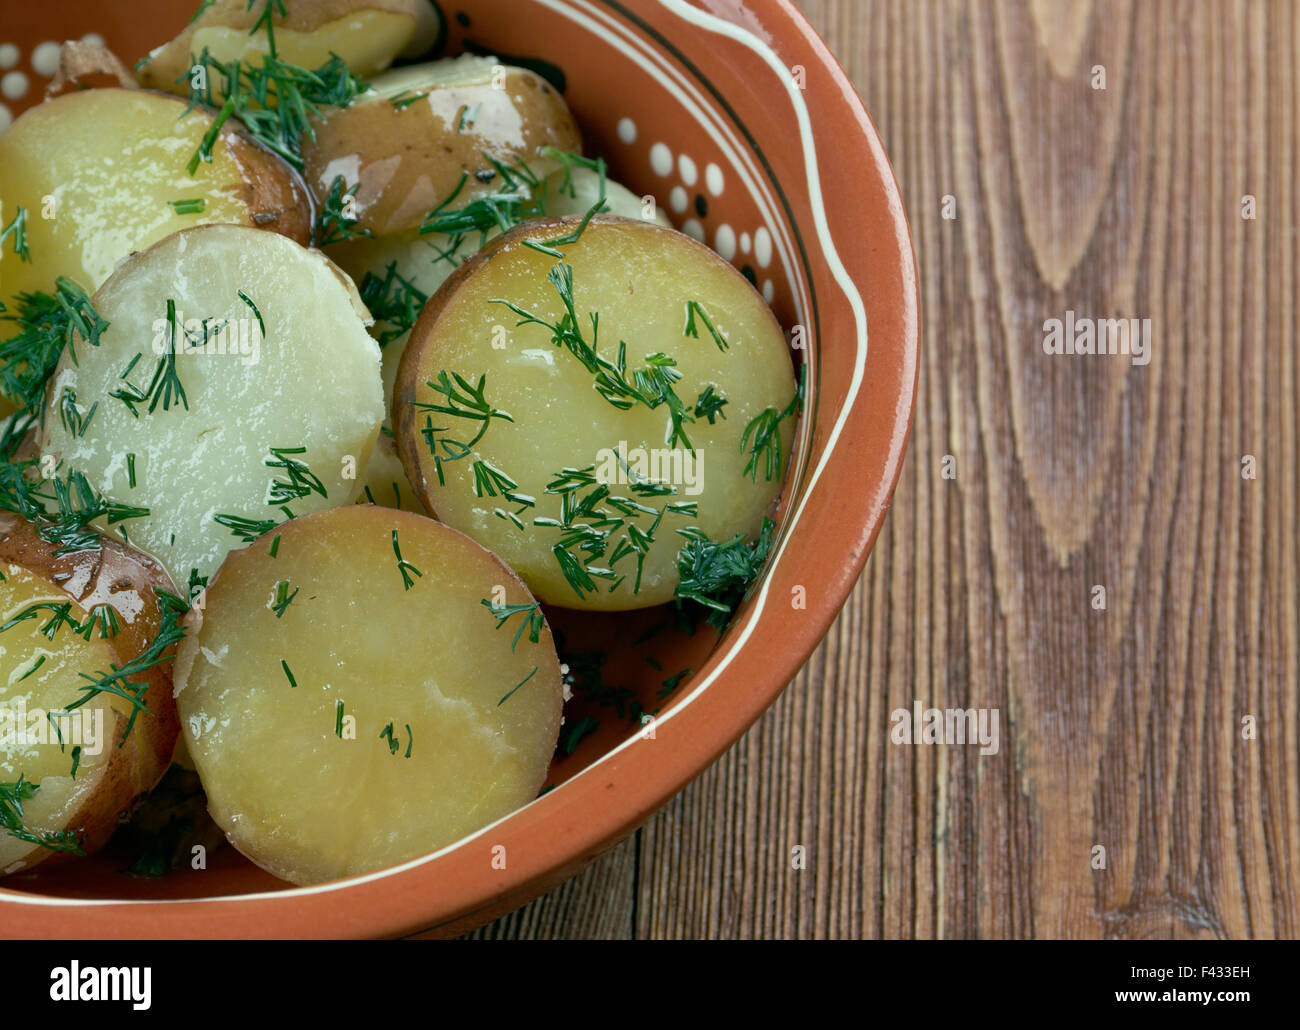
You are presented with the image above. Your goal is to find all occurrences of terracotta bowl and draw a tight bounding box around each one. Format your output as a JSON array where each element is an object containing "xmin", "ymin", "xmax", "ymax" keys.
[{"xmin": 0, "ymin": 0, "xmax": 917, "ymax": 938}]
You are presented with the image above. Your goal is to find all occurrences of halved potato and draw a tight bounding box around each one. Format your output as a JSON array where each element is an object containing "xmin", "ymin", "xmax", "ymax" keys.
[
  {"xmin": 0, "ymin": 513, "xmax": 180, "ymax": 874},
  {"xmin": 393, "ymin": 215, "xmax": 797, "ymax": 610},
  {"xmin": 174, "ymin": 504, "xmax": 563, "ymax": 885},
  {"xmin": 37, "ymin": 225, "xmax": 384, "ymax": 588},
  {"xmin": 301, "ymin": 56, "xmax": 582, "ymax": 237},
  {"xmin": 0, "ymin": 88, "xmax": 311, "ymax": 325},
  {"xmin": 136, "ymin": 0, "xmax": 425, "ymax": 94}
]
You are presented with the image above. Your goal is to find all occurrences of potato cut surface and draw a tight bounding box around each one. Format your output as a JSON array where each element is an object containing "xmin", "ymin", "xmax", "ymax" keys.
[
  {"xmin": 0, "ymin": 89, "xmax": 309, "ymax": 320},
  {"xmin": 0, "ymin": 564, "xmax": 128, "ymax": 872},
  {"xmin": 174, "ymin": 505, "xmax": 563, "ymax": 885},
  {"xmin": 394, "ymin": 216, "xmax": 797, "ymax": 610},
  {"xmin": 37, "ymin": 226, "xmax": 384, "ymax": 588}
]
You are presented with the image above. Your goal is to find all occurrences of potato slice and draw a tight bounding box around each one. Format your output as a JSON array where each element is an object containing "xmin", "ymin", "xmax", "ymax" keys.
[
  {"xmin": 301, "ymin": 56, "xmax": 581, "ymax": 237},
  {"xmin": 36, "ymin": 225, "xmax": 384, "ymax": 589},
  {"xmin": 0, "ymin": 88, "xmax": 310, "ymax": 322},
  {"xmin": 0, "ymin": 514, "xmax": 180, "ymax": 874},
  {"xmin": 393, "ymin": 215, "xmax": 797, "ymax": 610},
  {"xmin": 174, "ymin": 505, "xmax": 563, "ymax": 885},
  {"xmin": 136, "ymin": 0, "xmax": 425, "ymax": 94}
]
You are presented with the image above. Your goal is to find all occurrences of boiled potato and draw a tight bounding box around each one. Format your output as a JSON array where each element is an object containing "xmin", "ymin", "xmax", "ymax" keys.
[
  {"xmin": 393, "ymin": 215, "xmax": 796, "ymax": 610},
  {"xmin": 37, "ymin": 225, "xmax": 384, "ymax": 589},
  {"xmin": 174, "ymin": 504, "xmax": 563, "ymax": 885},
  {"xmin": 301, "ymin": 56, "xmax": 582, "ymax": 238},
  {"xmin": 0, "ymin": 513, "xmax": 180, "ymax": 874},
  {"xmin": 136, "ymin": 0, "xmax": 426, "ymax": 94},
  {"xmin": 0, "ymin": 88, "xmax": 312, "ymax": 419}
]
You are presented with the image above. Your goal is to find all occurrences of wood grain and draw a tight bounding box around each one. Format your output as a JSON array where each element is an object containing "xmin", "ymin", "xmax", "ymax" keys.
[{"xmin": 466, "ymin": 0, "xmax": 1300, "ymax": 939}]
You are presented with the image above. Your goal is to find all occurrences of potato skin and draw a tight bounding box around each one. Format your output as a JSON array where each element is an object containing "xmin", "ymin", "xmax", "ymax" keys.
[
  {"xmin": 0, "ymin": 514, "xmax": 181, "ymax": 871},
  {"xmin": 136, "ymin": 0, "xmax": 424, "ymax": 93},
  {"xmin": 301, "ymin": 65, "xmax": 582, "ymax": 237}
]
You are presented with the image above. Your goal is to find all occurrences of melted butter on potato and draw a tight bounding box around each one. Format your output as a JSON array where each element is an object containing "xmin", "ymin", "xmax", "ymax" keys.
[
  {"xmin": 393, "ymin": 215, "xmax": 796, "ymax": 610},
  {"xmin": 174, "ymin": 505, "xmax": 562, "ymax": 885}
]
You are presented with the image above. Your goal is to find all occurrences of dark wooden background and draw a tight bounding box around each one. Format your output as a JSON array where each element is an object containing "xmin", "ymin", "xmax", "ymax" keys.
[{"xmin": 466, "ymin": 0, "xmax": 1300, "ymax": 939}]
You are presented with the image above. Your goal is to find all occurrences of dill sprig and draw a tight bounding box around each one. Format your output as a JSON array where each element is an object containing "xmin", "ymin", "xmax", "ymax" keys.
[
  {"xmin": 498, "ymin": 666, "xmax": 538, "ymax": 706},
  {"xmin": 213, "ymin": 509, "xmax": 290, "ymax": 543},
  {"xmin": 265, "ymin": 446, "xmax": 326, "ymax": 505},
  {"xmin": 0, "ymin": 775, "xmax": 85, "ymax": 855},
  {"xmin": 481, "ymin": 597, "xmax": 544, "ymax": 651},
  {"xmin": 495, "ymin": 265, "xmax": 701, "ymax": 450},
  {"xmin": 0, "ymin": 277, "xmax": 108, "ymax": 413},
  {"xmin": 63, "ymin": 588, "xmax": 190, "ymax": 744},
  {"xmin": 168, "ymin": 198, "xmax": 207, "ymax": 215},
  {"xmin": 673, "ymin": 517, "xmax": 777, "ymax": 630},
  {"xmin": 270, "ymin": 579, "xmax": 298, "ymax": 617},
  {"xmin": 740, "ymin": 364, "xmax": 806, "ymax": 481},
  {"xmin": 312, "ymin": 174, "xmax": 372, "ymax": 247},
  {"xmin": 359, "ymin": 262, "xmax": 428, "ymax": 347},
  {"xmin": 391, "ymin": 529, "xmax": 421, "ymax": 589},
  {"xmin": 1, "ymin": 205, "xmax": 31, "ymax": 263},
  {"xmin": 683, "ymin": 300, "xmax": 730, "ymax": 352},
  {"xmin": 415, "ymin": 371, "xmax": 513, "ymax": 449},
  {"xmin": 181, "ymin": 0, "xmax": 368, "ymax": 176}
]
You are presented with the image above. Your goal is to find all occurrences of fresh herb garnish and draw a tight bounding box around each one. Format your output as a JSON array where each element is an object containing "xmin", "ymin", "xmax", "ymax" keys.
[
  {"xmin": 265, "ymin": 446, "xmax": 326, "ymax": 505},
  {"xmin": 0, "ymin": 775, "xmax": 85, "ymax": 855},
  {"xmin": 683, "ymin": 300, "xmax": 729, "ymax": 352},
  {"xmin": 498, "ymin": 666, "xmax": 537, "ymax": 706},
  {"xmin": 0, "ymin": 205, "xmax": 31, "ymax": 263},
  {"xmin": 481, "ymin": 598, "xmax": 544, "ymax": 650},
  {"xmin": 358, "ymin": 262, "xmax": 427, "ymax": 347},
  {"xmin": 391, "ymin": 529, "xmax": 421, "ymax": 589},
  {"xmin": 181, "ymin": 1, "xmax": 368, "ymax": 175},
  {"xmin": 280, "ymin": 658, "xmax": 296, "ymax": 687},
  {"xmin": 312, "ymin": 175, "xmax": 372, "ymax": 247},
  {"xmin": 270, "ymin": 579, "xmax": 298, "ymax": 617},
  {"xmin": 0, "ymin": 277, "xmax": 108, "ymax": 413},
  {"xmin": 168, "ymin": 198, "xmax": 207, "ymax": 215},
  {"xmin": 739, "ymin": 365, "xmax": 805, "ymax": 481},
  {"xmin": 673, "ymin": 517, "xmax": 777, "ymax": 630}
]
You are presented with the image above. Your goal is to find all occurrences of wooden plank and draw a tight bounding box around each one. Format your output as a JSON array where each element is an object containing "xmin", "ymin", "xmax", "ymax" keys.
[{"xmin": 468, "ymin": 0, "xmax": 1300, "ymax": 939}]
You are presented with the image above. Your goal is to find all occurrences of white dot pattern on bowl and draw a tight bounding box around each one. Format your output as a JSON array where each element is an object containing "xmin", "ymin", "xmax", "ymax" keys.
[
  {"xmin": 0, "ymin": 44, "xmax": 18, "ymax": 70},
  {"xmin": 669, "ymin": 186, "xmax": 688, "ymax": 213},
  {"xmin": 754, "ymin": 227, "xmax": 773, "ymax": 268},
  {"xmin": 705, "ymin": 163, "xmax": 725, "ymax": 196},
  {"xmin": 740, "ymin": 232, "xmax": 752, "ymax": 254},
  {"xmin": 0, "ymin": 103, "xmax": 11, "ymax": 132},
  {"xmin": 678, "ymin": 154, "xmax": 697, "ymax": 187},
  {"xmin": 81, "ymin": 33, "xmax": 105, "ymax": 48},
  {"xmin": 31, "ymin": 40, "xmax": 61, "ymax": 77},
  {"xmin": 762, "ymin": 280, "xmax": 775, "ymax": 303},
  {"xmin": 649, "ymin": 142, "xmax": 673, "ymax": 177},
  {"xmin": 617, "ymin": 117, "xmax": 637, "ymax": 144},
  {"xmin": 714, "ymin": 224, "xmax": 737, "ymax": 261},
  {"xmin": 1, "ymin": 70, "xmax": 28, "ymax": 100},
  {"xmin": 682, "ymin": 218, "xmax": 705, "ymax": 242}
]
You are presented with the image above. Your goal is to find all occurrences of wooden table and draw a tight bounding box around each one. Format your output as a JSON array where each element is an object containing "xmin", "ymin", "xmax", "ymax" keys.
[{"xmin": 468, "ymin": 0, "xmax": 1300, "ymax": 939}]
